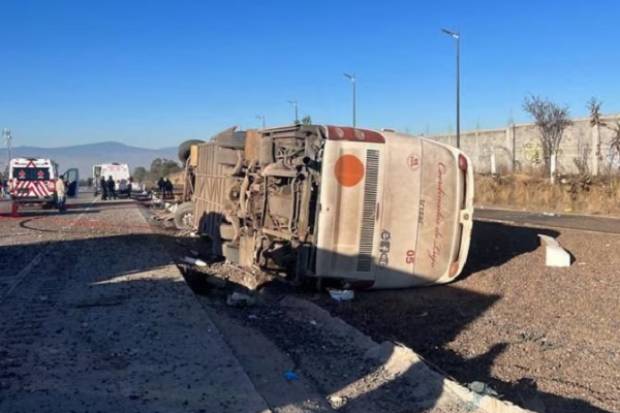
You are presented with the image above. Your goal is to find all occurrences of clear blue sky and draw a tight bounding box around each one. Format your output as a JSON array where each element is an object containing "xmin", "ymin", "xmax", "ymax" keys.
[{"xmin": 1, "ymin": 0, "xmax": 619, "ymax": 148}]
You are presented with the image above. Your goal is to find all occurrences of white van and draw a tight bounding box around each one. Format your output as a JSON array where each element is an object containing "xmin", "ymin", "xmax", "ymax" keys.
[{"xmin": 93, "ymin": 163, "xmax": 132, "ymax": 196}]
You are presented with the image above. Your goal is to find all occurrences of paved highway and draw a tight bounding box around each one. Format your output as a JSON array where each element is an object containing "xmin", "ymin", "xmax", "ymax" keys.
[{"xmin": 475, "ymin": 207, "xmax": 620, "ymax": 234}]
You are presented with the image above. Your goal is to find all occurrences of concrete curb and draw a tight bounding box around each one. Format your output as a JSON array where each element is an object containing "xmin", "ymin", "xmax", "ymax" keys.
[{"xmin": 280, "ymin": 296, "xmax": 533, "ymax": 413}]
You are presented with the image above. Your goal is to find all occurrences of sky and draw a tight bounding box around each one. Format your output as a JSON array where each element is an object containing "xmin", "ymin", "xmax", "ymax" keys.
[{"xmin": 1, "ymin": 0, "xmax": 619, "ymax": 148}]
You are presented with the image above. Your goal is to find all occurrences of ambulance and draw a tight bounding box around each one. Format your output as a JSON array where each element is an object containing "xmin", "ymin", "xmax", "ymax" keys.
[
  {"xmin": 92, "ymin": 163, "xmax": 132, "ymax": 196},
  {"xmin": 8, "ymin": 158, "xmax": 59, "ymax": 205}
]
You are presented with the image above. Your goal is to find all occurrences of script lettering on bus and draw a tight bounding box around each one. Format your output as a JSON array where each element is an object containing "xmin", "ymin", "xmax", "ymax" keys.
[{"xmin": 427, "ymin": 162, "xmax": 447, "ymax": 268}]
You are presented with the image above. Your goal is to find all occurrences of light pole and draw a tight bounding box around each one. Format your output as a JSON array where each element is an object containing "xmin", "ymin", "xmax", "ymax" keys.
[
  {"xmin": 287, "ymin": 100, "xmax": 299, "ymax": 124},
  {"xmin": 2, "ymin": 129, "xmax": 12, "ymax": 166},
  {"xmin": 441, "ymin": 28, "xmax": 460, "ymax": 148},
  {"xmin": 256, "ymin": 115, "xmax": 266, "ymax": 130},
  {"xmin": 344, "ymin": 73, "xmax": 356, "ymax": 127}
]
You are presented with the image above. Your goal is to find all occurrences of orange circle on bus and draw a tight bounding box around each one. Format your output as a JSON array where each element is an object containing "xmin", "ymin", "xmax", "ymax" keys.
[{"xmin": 334, "ymin": 154, "xmax": 365, "ymax": 187}]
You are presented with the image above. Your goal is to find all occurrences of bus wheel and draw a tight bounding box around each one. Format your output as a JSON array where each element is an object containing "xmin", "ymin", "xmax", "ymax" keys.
[{"xmin": 174, "ymin": 202, "xmax": 194, "ymax": 230}]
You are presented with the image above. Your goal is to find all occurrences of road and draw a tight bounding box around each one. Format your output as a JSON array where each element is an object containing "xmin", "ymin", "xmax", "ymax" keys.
[
  {"xmin": 0, "ymin": 192, "xmax": 270, "ymax": 413},
  {"xmin": 0, "ymin": 193, "xmax": 535, "ymax": 413},
  {"xmin": 475, "ymin": 207, "xmax": 620, "ymax": 234},
  {"xmin": 2, "ymin": 192, "xmax": 614, "ymax": 412}
]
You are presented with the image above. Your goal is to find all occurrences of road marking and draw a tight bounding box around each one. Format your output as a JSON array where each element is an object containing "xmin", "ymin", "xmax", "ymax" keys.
[{"xmin": 0, "ymin": 196, "xmax": 99, "ymax": 304}]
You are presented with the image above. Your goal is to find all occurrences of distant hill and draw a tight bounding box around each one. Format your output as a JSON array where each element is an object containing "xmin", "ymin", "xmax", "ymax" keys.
[{"xmin": 0, "ymin": 141, "xmax": 178, "ymax": 179}]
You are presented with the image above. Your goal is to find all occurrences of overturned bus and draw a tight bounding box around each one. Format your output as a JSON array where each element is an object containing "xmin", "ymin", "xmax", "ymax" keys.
[{"xmin": 180, "ymin": 124, "xmax": 473, "ymax": 288}]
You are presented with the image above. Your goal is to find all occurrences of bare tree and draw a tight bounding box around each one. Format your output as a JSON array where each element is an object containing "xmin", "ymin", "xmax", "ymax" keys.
[
  {"xmin": 523, "ymin": 95, "xmax": 572, "ymax": 180},
  {"xmin": 587, "ymin": 98, "xmax": 606, "ymax": 176},
  {"xmin": 587, "ymin": 97, "xmax": 605, "ymax": 127},
  {"xmin": 608, "ymin": 122, "xmax": 620, "ymax": 169}
]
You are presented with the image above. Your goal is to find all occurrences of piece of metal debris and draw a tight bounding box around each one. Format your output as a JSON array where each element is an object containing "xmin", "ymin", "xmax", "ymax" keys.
[
  {"xmin": 328, "ymin": 289, "xmax": 355, "ymax": 302},
  {"xmin": 181, "ymin": 256, "xmax": 207, "ymax": 267}
]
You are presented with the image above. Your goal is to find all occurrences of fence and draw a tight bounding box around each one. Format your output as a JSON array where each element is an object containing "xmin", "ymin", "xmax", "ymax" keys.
[{"xmin": 429, "ymin": 114, "xmax": 620, "ymax": 176}]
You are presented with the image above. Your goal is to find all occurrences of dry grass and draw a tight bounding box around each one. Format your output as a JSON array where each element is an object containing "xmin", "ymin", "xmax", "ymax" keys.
[{"xmin": 476, "ymin": 174, "xmax": 620, "ymax": 215}]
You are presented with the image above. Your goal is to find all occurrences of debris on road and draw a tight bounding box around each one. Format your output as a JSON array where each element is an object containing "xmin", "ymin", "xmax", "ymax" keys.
[
  {"xmin": 468, "ymin": 381, "xmax": 499, "ymax": 397},
  {"xmin": 226, "ymin": 292, "xmax": 256, "ymax": 307},
  {"xmin": 538, "ymin": 234, "xmax": 571, "ymax": 267},
  {"xmin": 283, "ymin": 371, "xmax": 299, "ymax": 382},
  {"xmin": 181, "ymin": 256, "xmax": 207, "ymax": 267},
  {"xmin": 327, "ymin": 395, "xmax": 347, "ymax": 409},
  {"xmin": 328, "ymin": 289, "xmax": 355, "ymax": 302}
]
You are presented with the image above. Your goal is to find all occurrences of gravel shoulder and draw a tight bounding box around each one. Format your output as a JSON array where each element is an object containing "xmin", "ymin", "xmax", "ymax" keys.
[{"xmin": 310, "ymin": 221, "xmax": 620, "ymax": 413}]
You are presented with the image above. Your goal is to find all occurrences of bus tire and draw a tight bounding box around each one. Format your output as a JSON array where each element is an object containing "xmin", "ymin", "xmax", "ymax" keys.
[
  {"xmin": 174, "ymin": 202, "xmax": 195, "ymax": 230},
  {"xmin": 178, "ymin": 139, "xmax": 205, "ymax": 163}
]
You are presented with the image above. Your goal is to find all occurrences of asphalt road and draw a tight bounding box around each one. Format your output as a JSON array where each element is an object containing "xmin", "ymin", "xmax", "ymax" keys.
[
  {"xmin": 475, "ymin": 207, "xmax": 620, "ymax": 234},
  {"xmin": 0, "ymin": 192, "xmax": 270, "ymax": 413},
  {"xmin": 0, "ymin": 193, "xmax": 534, "ymax": 413}
]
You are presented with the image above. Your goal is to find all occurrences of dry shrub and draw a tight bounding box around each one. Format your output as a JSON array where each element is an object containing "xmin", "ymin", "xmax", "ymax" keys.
[{"xmin": 475, "ymin": 173, "xmax": 620, "ymax": 215}]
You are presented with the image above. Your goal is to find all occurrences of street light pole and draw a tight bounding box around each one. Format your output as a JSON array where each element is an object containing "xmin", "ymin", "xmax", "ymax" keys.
[
  {"xmin": 441, "ymin": 28, "xmax": 460, "ymax": 149},
  {"xmin": 2, "ymin": 129, "xmax": 12, "ymax": 166},
  {"xmin": 287, "ymin": 100, "xmax": 298, "ymax": 124},
  {"xmin": 344, "ymin": 73, "xmax": 356, "ymax": 127},
  {"xmin": 256, "ymin": 115, "xmax": 266, "ymax": 130}
]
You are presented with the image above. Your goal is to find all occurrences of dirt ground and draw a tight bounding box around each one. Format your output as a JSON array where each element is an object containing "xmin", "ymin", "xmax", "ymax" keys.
[
  {"xmin": 152, "ymin": 202, "xmax": 620, "ymax": 412},
  {"xmin": 8, "ymin": 193, "xmax": 614, "ymax": 412},
  {"xmin": 310, "ymin": 221, "xmax": 620, "ymax": 413}
]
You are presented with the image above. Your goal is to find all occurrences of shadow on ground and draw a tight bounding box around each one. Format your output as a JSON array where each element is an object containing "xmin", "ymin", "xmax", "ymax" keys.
[
  {"xmin": 312, "ymin": 220, "xmax": 610, "ymax": 413},
  {"xmin": 0, "ymin": 220, "xmax": 611, "ymax": 413}
]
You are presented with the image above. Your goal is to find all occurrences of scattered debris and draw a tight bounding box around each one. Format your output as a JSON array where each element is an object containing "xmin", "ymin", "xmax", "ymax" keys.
[
  {"xmin": 327, "ymin": 395, "xmax": 347, "ymax": 409},
  {"xmin": 226, "ymin": 292, "xmax": 256, "ymax": 307},
  {"xmin": 328, "ymin": 289, "xmax": 355, "ymax": 302},
  {"xmin": 181, "ymin": 256, "xmax": 207, "ymax": 267},
  {"xmin": 468, "ymin": 381, "xmax": 499, "ymax": 397},
  {"xmin": 283, "ymin": 371, "xmax": 299, "ymax": 382},
  {"xmin": 538, "ymin": 234, "xmax": 571, "ymax": 267}
]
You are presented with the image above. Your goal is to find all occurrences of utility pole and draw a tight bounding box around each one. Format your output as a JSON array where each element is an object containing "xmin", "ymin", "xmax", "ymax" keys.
[
  {"xmin": 344, "ymin": 73, "xmax": 356, "ymax": 127},
  {"xmin": 256, "ymin": 115, "xmax": 266, "ymax": 130},
  {"xmin": 287, "ymin": 100, "xmax": 299, "ymax": 124},
  {"xmin": 441, "ymin": 28, "xmax": 461, "ymax": 148}
]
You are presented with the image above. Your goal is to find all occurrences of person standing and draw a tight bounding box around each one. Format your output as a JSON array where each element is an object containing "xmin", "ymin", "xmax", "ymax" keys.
[
  {"xmin": 107, "ymin": 176, "xmax": 117, "ymax": 200},
  {"xmin": 164, "ymin": 178, "xmax": 173, "ymax": 199},
  {"xmin": 56, "ymin": 175, "xmax": 67, "ymax": 212},
  {"xmin": 100, "ymin": 176, "xmax": 108, "ymax": 200},
  {"xmin": 157, "ymin": 177, "xmax": 165, "ymax": 197}
]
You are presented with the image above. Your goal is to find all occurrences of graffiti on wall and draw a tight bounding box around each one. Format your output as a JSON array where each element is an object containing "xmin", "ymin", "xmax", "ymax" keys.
[{"xmin": 523, "ymin": 140, "xmax": 543, "ymax": 165}]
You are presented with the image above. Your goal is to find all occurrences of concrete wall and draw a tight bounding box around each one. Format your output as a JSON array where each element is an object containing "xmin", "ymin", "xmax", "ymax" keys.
[{"xmin": 429, "ymin": 114, "xmax": 620, "ymax": 175}]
